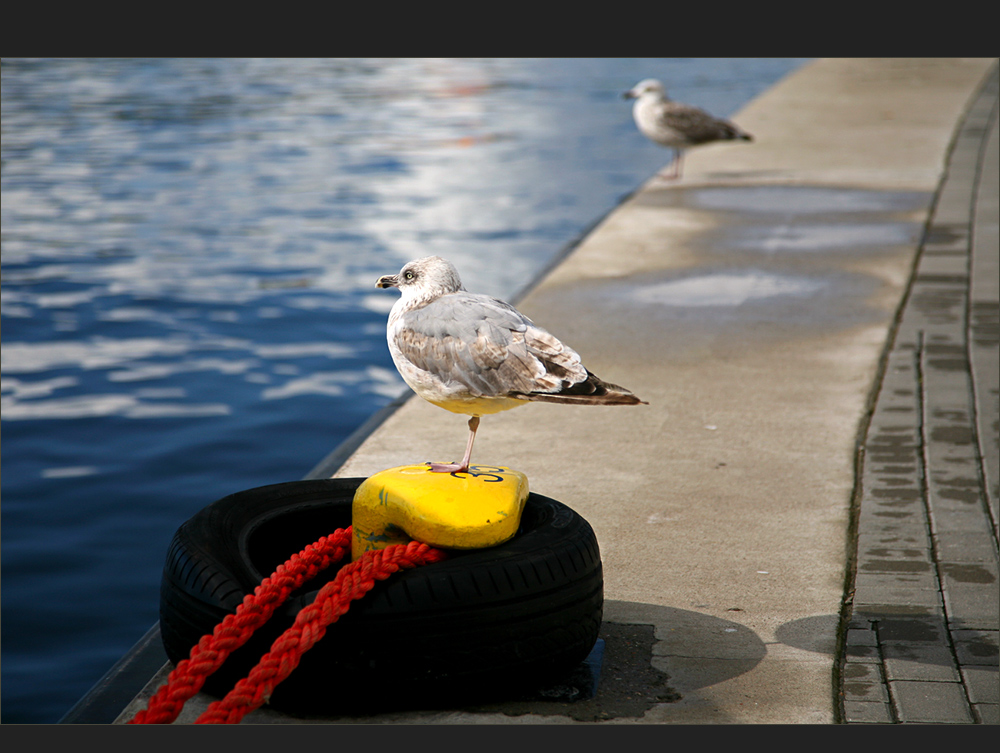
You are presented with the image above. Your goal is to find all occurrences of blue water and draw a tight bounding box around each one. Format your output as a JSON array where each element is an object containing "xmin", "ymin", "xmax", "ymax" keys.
[{"xmin": 1, "ymin": 57, "xmax": 809, "ymax": 723}]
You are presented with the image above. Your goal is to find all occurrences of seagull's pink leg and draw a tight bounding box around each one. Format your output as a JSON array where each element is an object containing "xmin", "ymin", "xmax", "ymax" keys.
[
  {"xmin": 658, "ymin": 150, "xmax": 683, "ymax": 180},
  {"xmin": 671, "ymin": 150, "xmax": 684, "ymax": 179},
  {"xmin": 427, "ymin": 416, "xmax": 480, "ymax": 473}
]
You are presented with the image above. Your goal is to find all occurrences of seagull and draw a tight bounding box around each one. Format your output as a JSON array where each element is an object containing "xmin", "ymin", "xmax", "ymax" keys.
[
  {"xmin": 624, "ymin": 78, "xmax": 753, "ymax": 179},
  {"xmin": 376, "ymin": 256, "xmax": 646, "ymax": 473}
]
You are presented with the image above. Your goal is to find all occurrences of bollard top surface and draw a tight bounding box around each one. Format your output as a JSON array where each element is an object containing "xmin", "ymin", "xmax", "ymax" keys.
[{"xmin": 351, "ymin": 464, "xmax": 529, "ymax": 558}]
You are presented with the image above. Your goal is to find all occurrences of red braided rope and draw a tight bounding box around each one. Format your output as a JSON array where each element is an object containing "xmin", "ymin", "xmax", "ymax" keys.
[
  {"xmin": 128, "ymin": 527, "xmax": 353, "ymax": 724},
  {"xmin": 195, "ymin": 540, "xmax": 447, "ymax": 724}
]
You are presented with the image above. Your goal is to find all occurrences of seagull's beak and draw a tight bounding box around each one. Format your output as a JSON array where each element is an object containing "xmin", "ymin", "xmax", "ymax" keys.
[
  {"xmin": 375, "ymin": 274, "xmax": 399, "ymax": 289},
  {"xmin": 623, "ymin": 89, "xmax": 637, "ymax": 100}
]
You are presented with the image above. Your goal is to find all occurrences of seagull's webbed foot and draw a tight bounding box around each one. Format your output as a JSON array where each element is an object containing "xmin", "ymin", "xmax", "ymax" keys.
[
  {"xmin": 425, "ymin": 460, "xmax": 471, "ymax": 474},
  {"xmin": 425, "ymin": 416, "xmax": 479, "ymax": 474}
]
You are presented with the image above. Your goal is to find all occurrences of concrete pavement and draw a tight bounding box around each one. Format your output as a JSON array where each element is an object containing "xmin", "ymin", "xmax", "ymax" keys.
[{"xmin": 113, "ymin": 57, "xmax": 998, "ymax": 724}]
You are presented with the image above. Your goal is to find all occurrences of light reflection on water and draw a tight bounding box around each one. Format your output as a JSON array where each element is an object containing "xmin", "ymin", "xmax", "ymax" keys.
[{"xmin": 1, "ymin": 57, "xmax": 809, "ymax": 723}]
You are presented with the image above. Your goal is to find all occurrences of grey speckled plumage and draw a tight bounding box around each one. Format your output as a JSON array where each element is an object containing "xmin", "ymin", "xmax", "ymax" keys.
[
  {"xmin": 376, "ymin": 256, "xmax": 646, "ymax": 472},
  {"xmin": 625, "ymin": 78, "xmax": 753, "ymax": 179}
]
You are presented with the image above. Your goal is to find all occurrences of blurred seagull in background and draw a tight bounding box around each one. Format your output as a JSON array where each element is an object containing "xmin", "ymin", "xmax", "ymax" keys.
[
  {"xmin": 625, "ymin": 78, "xmax": 753, "ymax": 179},
  {"xmin": 376, "ymin": 256, "xmax": 646, "ymax": 473}
]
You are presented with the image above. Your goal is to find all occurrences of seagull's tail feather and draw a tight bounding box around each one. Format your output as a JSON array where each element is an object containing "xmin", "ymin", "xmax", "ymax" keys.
[
  {"xmin": 722, "ymin": 121, "xmax": 753, "ymax": 142},
  {"xmin": 514, "ymin": 370, "xmax": 647, "ymax": 406}
]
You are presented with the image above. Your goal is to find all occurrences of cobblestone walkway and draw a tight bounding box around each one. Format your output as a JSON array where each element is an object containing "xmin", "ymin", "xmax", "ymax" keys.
[{"xmin": 839, "ymin": 63, "xmax": 999, "ymax": 725}]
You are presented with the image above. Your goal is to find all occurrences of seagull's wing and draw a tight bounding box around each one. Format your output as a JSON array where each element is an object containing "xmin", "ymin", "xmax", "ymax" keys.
[
  {"xmin": 394, "ymin": 292, "xmax": 587, "ymax": 397},
  {"xmin": 657, "ymin": 101, "xmax": 749, "ymax": 144}
]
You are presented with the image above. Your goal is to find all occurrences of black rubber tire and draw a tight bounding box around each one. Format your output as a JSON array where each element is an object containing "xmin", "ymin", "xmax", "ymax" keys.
[{"xmin": 159, "ymin": 478, "xmax": 603, "ymax": 714}]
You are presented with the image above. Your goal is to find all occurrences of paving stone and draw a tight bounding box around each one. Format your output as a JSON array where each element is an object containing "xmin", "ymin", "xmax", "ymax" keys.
[
  {"xmin": 857, "ymin": 531, "xmax": 931, "ymax": 549},
  {"xmin": 843, "ymin": 700, "xmax": 894, "ymax": 724},
  {"xmin": 856, "ymin": 541, "xmax": 934, "ymax": 574},
  {"xmin": 854, "ymin": 513, "xmax": 930, "ymax": 541},
  {"xmin": 940, "ymin": 561, "xmax": 999, "ymax": 585},
  {"xmin": 878, "ymin": 614, "xmax": 949, "ymax": 643},
  {"xmin": 853, "ymin": 573, "xmax": 943, "ymax": 609},
  {"xmin": 972, "ymin": 703, "xmax": 1000, "ymax": 724},
  {"xmin": 950, "ymin": 611, "xmax": 1000, "ymax": 632},
  {"xmin": 846, "ymin": 627, "xmax": 877, "ymax": 647},
  {"xmin": 918, "ymin": 254, "xmax": 972, "ymax": 277},
  {"xmin": 853, "ymin": 603, "xmax": 944, "ymax": 620},
  {"xmin": 890, "ymin": 680, "xmax": 973, "ymax": 723},
  {"xmin": 953, "ymin": 628, "xmax": 1000, "ymax": 646},
  {"xmin": 929, "ymin": 507, "xmax": 995, "ymax": 534},
  {"xmin": 883, "ymin": 644, "xmax": 961, "ymax": 682},
  {"xmin": 934, "ymin": 531, "xmax": 998, "ymax": 561},
  {"xmin": 940, "ymin": 563, "xmax": 1000, "ymax": 627},
  {"xmin": 848, "ymin": 614, "xmax": 876, "ymax": 630},
  {"xmin": 842, "ymin": 662, "xmax": 889, "ymax": 702},
  {"xmin": 961, "ymin": 666, "xmax": 1000, "ymax": 704},
  {"xmin": 954, "ymin": 631, "xmax": 1000, "ymax": 666},
  {"xmin": 844, "ymin": 644, "xmax": 880, "ymax": 662}
]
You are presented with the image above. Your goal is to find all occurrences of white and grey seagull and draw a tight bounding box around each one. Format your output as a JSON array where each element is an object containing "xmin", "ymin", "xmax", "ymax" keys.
[
  {"xmin": 624, "ymin": 78, "xmax": 753, "ymax": 180},
  {"xmin": 376, "ymin": 256, "xmax": 646, "ymax": 473}
]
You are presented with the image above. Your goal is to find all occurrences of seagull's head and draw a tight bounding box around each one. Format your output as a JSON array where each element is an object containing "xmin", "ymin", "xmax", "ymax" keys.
[
  {"xmin": 624, "ymin": 78, "xmax": 666, "ymax": 100},
  {"xmin": 376, "ymin": 256, "xmax": 465, "ymax": 301}
]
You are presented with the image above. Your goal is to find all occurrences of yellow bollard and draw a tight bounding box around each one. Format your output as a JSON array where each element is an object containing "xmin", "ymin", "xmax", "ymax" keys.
[{"xmin": 351, "ymin": 464, "xmax": 529, "ymax": 560}]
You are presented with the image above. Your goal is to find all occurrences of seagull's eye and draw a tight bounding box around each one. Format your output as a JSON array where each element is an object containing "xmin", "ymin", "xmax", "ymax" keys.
[{"xmin": 404, "ymin": 271, "xmax": 415, "ymax": 280}]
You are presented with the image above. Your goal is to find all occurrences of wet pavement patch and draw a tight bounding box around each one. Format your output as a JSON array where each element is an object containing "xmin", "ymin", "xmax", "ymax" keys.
[
  {"xmin": 629, "ymin": 270, "xmax": 825, "ymax": 308},
  {"xmin": 970, "ymin": 302, "xmax": 1000, "ymax": 346},
  {"xmin": 634, "ymin": 184, "xmax": 928, "ymax": 256},
  {"xmin": 573, "ymin": 266, "xmax": 884, "ymax": 339},
  {"xmin": 876, "ymin": 616, "xmax": 948, "ymax": 644},
  {"xmin": 537, "ymin": 181, "xmax": 933, "ymax": 363},
  {"xmin": 940, "ymin": 563, "xmax": 997, "ymax": 584},
  {"xmin": 679, "ymin": 185, "xmax": 929, "ymax": 216},
  {"xmin": 730, "ymin": 222, "xmax": 917, "ymax": 253},
  {"xmin": 468, "ymin": 621, "xmax": 680, "ymax": 721},
  {"xmin": 860, "ymin": 559, "xmax": 932, "ymax": 573}
]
